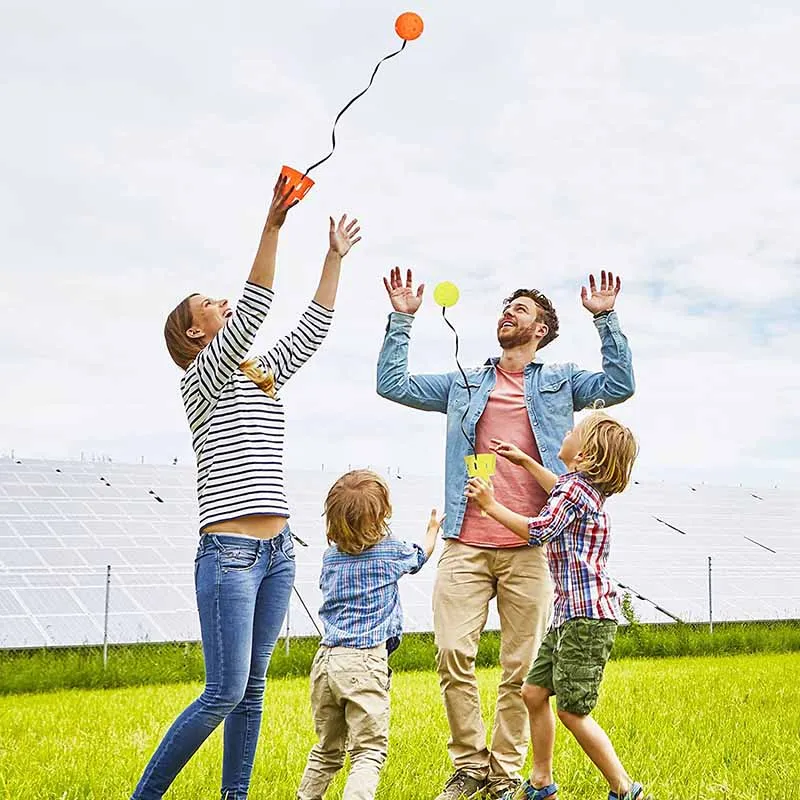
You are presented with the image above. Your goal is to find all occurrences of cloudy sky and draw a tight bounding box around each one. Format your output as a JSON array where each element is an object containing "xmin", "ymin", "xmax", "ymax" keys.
[{"xmin": 2, "ymin": 1, "xmax": 799, "ymax": 487}]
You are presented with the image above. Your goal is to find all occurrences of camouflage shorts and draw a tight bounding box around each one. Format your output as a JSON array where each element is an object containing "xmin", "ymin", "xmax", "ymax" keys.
[{"xmin": 525, "ymin": 617, "xmax": 617, "ymax": 715}]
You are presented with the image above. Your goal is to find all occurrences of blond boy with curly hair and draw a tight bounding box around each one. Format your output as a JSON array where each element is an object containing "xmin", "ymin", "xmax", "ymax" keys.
[{"xmin": 466, "ymin": 412, "xmax": 652, "ymax": 800}]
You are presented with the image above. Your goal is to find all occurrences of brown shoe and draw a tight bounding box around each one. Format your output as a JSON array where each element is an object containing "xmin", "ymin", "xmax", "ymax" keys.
[
  {"xmin": 483, "ymin": 777, "xmax": 523, "ymax": 799},
  {"xmin": 434, "ymin": 770, "xmax": 487, "ymax": 800}
]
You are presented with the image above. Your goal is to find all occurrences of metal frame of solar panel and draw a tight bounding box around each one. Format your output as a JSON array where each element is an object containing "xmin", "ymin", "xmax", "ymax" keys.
[{"xmin": 1, "ymin": 457, "xmax": 798, "ymax": 649}]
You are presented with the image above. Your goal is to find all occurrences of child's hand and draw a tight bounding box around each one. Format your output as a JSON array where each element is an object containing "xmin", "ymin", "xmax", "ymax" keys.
[
  {"xmin": 427, "ymin": 509, "xmax": 445, "ymax": 536},
  {"xmin": 490, "ymin": 438, "xmax": 529, "ymax": 466},
  {"xmin": 422, "ymin": 508, "xmax": 445, "ymax": 558},
  {"xmin": 465, "ymin": 477, "xmax": 494, "ymax": 510}
]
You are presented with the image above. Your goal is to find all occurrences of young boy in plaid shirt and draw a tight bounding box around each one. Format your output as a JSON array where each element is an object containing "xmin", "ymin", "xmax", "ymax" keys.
[
  {"xmin": 296, "ymin": 469, "xmax": 442, "ymax": 800},
  {"xmin": 466, "ymin": 411, "xmax": 652, "ymax": 800}
]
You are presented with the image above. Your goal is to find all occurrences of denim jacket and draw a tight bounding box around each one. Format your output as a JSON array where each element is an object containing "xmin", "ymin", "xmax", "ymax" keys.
[{"xmin": 376, "ymin": 310, "xmax": 635, "ymax": 540}]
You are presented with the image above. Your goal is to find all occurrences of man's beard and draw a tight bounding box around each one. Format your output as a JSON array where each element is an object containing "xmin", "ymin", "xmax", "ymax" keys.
[{"xmin": 497, "ymin": 323, "xmax": 537, "ymax": 349}]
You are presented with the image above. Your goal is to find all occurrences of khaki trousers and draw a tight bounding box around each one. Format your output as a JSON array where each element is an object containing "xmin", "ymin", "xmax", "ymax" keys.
[
  {"xmin": 297, "ymin": 644, "xmax": 390, "ymax": 800},
  {"xmin": 433, "ymin": 539, "xmax": 553, "ymax": 782}
]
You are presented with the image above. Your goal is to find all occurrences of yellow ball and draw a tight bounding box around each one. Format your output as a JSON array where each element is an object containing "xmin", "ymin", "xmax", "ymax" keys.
[{"xmin": 433, "ymin": 281, "xmax": 460, "ymax": 308}]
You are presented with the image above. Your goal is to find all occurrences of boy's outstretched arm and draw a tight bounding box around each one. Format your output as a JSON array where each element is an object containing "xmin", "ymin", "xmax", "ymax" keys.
[
  {"xmin": 388, "ymin": 509, "xmax": 443, "ymax": 581},
  {"xmin": 465, "ymin": 477, "xmax": 578, "ymax": 546},
  {"xmin": 423, "ymin": 509, "xmax": 444, "ymax": 558},
  {"xmin": 491, "ymin": 438, "xmax": 559, "ymax": 494}
]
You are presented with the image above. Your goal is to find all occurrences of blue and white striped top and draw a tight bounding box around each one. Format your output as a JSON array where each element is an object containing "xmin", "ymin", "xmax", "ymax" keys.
[{"xmin": 180, "ymin": 281, "xmax": 334, "ymax": 531}]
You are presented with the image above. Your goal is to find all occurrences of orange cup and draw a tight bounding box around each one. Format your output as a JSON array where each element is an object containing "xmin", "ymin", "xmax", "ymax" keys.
[{"xmin": 280, "ymin": 165, "xmax": 315, "ymax": 203}]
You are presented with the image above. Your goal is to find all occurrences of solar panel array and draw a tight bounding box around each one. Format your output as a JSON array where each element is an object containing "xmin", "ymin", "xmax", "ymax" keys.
[{"xmin": 1, "ymin": 457, "xmax": 798, "ymax": 649}]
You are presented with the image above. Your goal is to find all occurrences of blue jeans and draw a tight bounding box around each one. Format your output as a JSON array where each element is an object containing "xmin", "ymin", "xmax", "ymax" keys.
[{"xmin": 131, "ymin": 526, "xmax": 296, "ymax": 800}]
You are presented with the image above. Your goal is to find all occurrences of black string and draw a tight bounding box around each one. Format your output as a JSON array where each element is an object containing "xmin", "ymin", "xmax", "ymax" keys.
[
  {"xmin": 442, "ymin": 307, "xmax": 477, "ymax": 458},
  {"xmin": 293, "ymin": 585, "xmax": 322, "ymax": 636},
  {"xmin": 304, "ymin": 41, "xmax": 407, "ymax": 176}
]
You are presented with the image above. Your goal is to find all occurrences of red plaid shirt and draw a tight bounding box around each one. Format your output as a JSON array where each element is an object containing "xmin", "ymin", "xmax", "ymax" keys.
[{"xmin": 527, "ymin": 472, "xmax": 619, "ymax": 628}]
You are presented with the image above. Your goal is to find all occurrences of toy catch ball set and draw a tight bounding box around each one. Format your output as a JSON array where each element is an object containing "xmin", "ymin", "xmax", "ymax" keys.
[
  {"xmin": 279, "ymin": 12, "xmax": 424, "ymax": 203},
  {"xmin": 281, "ymin": 11, "xmax": 495, "ymax": 488},
  {"xmin": 433, "ymin": 281, "xmax": 497, "ymax": 505}
]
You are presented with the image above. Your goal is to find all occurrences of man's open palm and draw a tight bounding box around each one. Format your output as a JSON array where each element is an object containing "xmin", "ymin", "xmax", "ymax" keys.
[
  {"xmin": 581, "ymin": 270, "xmax": 621, "ymax": 314},
  {"xmin": 383, "ymin": 267, "xmax": 424, "ymax": 315}
]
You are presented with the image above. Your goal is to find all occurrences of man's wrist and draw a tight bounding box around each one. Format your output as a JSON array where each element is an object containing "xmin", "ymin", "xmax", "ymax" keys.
[{"xmin": 593, "ymin": 309, "xmax": 613, "ymax": 319}]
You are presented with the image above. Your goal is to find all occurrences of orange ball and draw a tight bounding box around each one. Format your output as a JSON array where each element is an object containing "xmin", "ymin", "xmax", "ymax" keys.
[{"xmin": 395, "ymin": 11, "xmax": 424, "ymax": 41}]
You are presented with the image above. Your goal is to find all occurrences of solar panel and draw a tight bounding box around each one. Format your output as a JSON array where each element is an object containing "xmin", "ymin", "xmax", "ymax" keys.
[
  {"xmin": 59, "ymin": 485, "xmax": 101, "ymax": 500},
  {"xmin": 19, "ymin": 473, "xmax": 50, "ymax": 485},
  {"xmin": 80, "ymin": 547, "xmax": 128, "ymax": 567},
  {"xmin": 82, "ymin": 519, "xmax": 124, "ymax": 536},
  {"xmin": 37, "ymin": 615, "xmax": 103, "ymax": 646},
  {"xmin": 0, "ymin": 616, "xmax": 46, "ymax": 648},
  {"xmin": 19, "ymin": 501, "xmax": 62, "ymax": 516},
  {"xmin": 6, "ymin": 484, "xmax": 38, "ymax": 498},
  {"xmin": 46, "ymin": 520, "xmax": 90, "ymax": 537},
  {"xmin": 123, "ymin": 585, "xmax": 191, "ymax": 613},
  {"xmin": 23, "ymin": 573, "xmax": 79, "ymax": 588},
  {"xmin": 0, "ymin": 549, "xmax": 46, "ymax": 569},
  {"xmin": 116, "ymin": 547, "xmax": 168, "ymax": 567},
  {"xmin": 146, "ymin": 611, "xmax": 200, "ymax": 642},
  {"xmin": 0, "ymin": 589, "xmax": 26, "ymax": 615},
  {"xmin": 15, "ymin": 587, "xmax": 84, "ymax": 616},
  {"xmin": 0, "ymin": 501, "xmax": 26, "ymax": 517},
  {"xmin": 72, "ymin": 585, "xmax": 140, "ymax": 615},
  {"xmin": 117, "ymin": 502, "xmax": 158, "ymax": 518},
  {"xmin": 2, "ymin": 457, "xmax": 800, "ymax": 648},
  {"xmin": 38, "ymin": 549, "xmax": 87, "ymax": 568},
  {"xmin": 102, "ymin": 613, "xmax": 166, "ymax": 643},
  {"xmin": 32, "ymin": 484, "xmax": 67, "ymax": 498}
]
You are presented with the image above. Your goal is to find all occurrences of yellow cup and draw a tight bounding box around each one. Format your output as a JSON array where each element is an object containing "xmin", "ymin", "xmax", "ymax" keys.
[{"xmin": 465, "ymin": 453, "xmax": 496, "ymax": 480}]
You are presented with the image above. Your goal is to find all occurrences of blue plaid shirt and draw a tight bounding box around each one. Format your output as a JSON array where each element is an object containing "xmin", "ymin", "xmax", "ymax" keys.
[{"xmin": 318, "ymin": 535, "xmax": 428, "ymax": 648}]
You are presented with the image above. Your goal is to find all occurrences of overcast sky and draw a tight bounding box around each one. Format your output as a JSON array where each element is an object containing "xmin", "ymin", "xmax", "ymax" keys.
[{"xmin": 2, "ymin": 1, "xmax": 799, "ymax": 488}]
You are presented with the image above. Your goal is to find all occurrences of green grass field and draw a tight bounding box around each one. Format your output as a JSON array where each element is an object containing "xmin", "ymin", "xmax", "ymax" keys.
[
  {"xmin": 3, "ymin": 621, "xmax": 800, "ymax": 696},
  {"xmin": 1, "ymin": 653, "xmax": 798, "ymax": 799}
]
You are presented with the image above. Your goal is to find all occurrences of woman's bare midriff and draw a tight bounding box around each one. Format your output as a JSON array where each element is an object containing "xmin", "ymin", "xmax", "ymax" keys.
[{"xmin": 202, "ymin": 514, "xmax": 288, "ymax": 539}]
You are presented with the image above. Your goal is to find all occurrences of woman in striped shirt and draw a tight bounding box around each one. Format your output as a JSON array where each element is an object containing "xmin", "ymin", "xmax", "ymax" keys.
[{"xmin": 130, "ymin": 175, "xmax": 361, "ymax": 800}]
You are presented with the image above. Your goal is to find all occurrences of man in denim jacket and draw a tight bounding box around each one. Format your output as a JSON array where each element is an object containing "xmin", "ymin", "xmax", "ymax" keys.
[{"xmin": 376, "ymin": 268, "xmax": 635, "ymax": 800}]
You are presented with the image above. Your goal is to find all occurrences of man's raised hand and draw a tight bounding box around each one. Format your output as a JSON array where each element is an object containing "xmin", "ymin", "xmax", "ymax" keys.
[
  {"xmin": 581, "ymin": 270, "xmax": 621, "ymax": 315},
  {"xmin": 383, "ymin": 267, "xmax": 424, "ymax": 315}
]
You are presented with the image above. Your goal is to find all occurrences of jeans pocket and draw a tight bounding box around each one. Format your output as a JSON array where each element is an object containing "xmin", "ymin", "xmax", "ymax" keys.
[
  {"xmin": 213, "ymin": 537, "xmax": 260, "ymax": 571},
  {"xmin": 281, "ymin": 533, "xmax": 296, "ymax": 561}
]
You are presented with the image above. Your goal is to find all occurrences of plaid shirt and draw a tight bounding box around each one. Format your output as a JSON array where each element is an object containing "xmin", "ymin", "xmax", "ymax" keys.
[
  {"xmin": 318, "ymin": 535, "xmax": 428, "ymax": 649},
  {"xmin": 527, "ymin": 472, "xmax": 619, "ymax": 628}
]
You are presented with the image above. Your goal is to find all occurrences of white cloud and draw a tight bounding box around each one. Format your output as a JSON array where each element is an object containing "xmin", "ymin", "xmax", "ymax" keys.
[{"xmin": 2, "ymin": 2, "xmax": 800, "ymax": 489}]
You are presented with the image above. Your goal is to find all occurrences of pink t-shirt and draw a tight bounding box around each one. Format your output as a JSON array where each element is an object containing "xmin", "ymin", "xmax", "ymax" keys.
[{"xmin": 459, "ymin": 366, "xmax": 549, "ymax": 548}]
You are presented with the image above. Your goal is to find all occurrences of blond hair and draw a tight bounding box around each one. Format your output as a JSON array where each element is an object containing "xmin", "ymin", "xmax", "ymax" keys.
[
  {"xmin": 324, "ymin": 470, "xmax": 392, "ymax": 555},
  {"xmin": 575, "ymin": 412, "xmax": 638, "ymax": 496},
  {"xmin": 163, "ymin": 295, "xmax": 275, "ymax": 398}
]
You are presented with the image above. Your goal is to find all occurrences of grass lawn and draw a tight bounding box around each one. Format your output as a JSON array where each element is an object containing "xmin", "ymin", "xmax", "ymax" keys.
[{"xmin": 1, "ymin": 653, "xmax": 798, "ymax": 799}]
